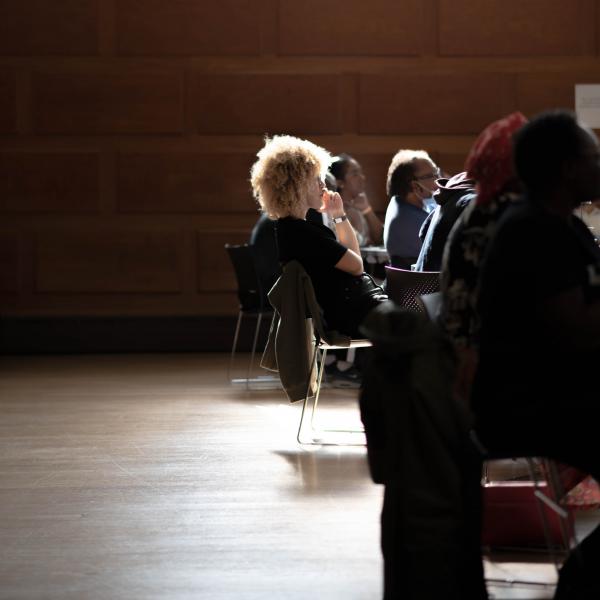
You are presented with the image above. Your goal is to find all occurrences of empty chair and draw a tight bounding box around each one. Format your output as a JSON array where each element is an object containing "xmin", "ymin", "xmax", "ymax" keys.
[{"xmin": 225, "ymin": 244, "xmax": 273, "ymax": 387}]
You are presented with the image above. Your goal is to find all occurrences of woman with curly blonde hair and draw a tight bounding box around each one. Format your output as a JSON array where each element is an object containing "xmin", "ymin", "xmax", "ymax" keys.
[{"xmin": 251, "ymin": 135, "xmax": 387, "ymax": 337}]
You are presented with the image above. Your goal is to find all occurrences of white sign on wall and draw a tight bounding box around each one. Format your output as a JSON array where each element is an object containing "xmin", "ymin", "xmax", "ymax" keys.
[{"xmin": 576, "ymin": 84, "xmax": 600, "ymax": 128}]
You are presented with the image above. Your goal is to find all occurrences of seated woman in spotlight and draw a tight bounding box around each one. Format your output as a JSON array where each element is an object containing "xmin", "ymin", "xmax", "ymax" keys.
[
  {"xmin": 250, "ymin": 135, "xmax": 387, "ymax": 338},
  {"xmin": 329, "ymin": 153, "xmax": 383, "ymax": 246}
]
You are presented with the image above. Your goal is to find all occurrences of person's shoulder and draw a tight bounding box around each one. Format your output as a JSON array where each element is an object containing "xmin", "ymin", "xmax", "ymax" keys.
[
  {"xmin": 495, "ymin": 199, "xmax": 537, "ymax": 231},
  {"xmin": 455, "ymin": 192, "xmax": 477, "ymax": 209},
  {"xmin": 388, "ymin": 197, "xmax": 421, "ymax": 219},
  {"xmin": 251, "ymin": 213, "xmax": 275, "ymax": 237},
  {"xmin": 275, "ymin": 217, "xmax": 299, "ymax": 240},
  {"xmin": 393, "ymin": 198, "xmax": 413, "ymax": 213},
  {"xmin": 493, "ymin": 200, "xmax": 569, "ymax": 257},
  {"xmin": 277, "ymin": 216, "xmax": 303, "ymax": 231},
  {"xmin": 386, "ymin": 196, "xmax": 403, "ymax": 211},
  {"xmin": 502, "ymin": 201, "xmax": 569, "ymax": 235},
  {"xmin": 278, "ymin": 215, "xmax": 334, "ymax": 239}
]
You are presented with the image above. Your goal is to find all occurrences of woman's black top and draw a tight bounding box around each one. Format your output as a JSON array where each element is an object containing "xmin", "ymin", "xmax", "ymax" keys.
[{"xmin": 276, "ymin": 216, "xmax": 385, "ymax": 336}]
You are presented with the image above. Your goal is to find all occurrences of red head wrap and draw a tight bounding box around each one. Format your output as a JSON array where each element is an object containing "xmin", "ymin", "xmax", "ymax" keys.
[{"xmin": 465, "ymin": 112, "xmax": 528, "ymax": 206}]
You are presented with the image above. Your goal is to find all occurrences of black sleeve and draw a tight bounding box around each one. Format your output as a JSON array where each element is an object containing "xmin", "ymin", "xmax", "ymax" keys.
[{"xmin": 300, "ymin": 223, "xmax": 348, "ymax": 268}]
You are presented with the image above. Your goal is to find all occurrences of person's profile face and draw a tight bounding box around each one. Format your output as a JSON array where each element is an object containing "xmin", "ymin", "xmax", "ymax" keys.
[
  {"xmin": 339, "ymin": 158, "xmax": 366, "ymax": 196},
  {"xmin": 307, "ymin": 172, "xmax": 326, "ymax": 210},
  {"xmin": 412, "ymin": 159, "xmax": 440, "ymax": 196}
]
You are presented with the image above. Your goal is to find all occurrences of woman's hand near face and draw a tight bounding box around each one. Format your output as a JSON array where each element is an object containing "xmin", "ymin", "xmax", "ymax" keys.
[
  {"xmin": 320, "ymin": 190, "xmax": 362, "ymax": 271},
  {"xmin": 321, "ymin": 190, "xmax": 345, "ymax": 218}
]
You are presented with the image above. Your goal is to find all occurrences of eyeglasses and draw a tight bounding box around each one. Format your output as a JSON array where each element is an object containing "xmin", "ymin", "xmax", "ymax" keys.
[{"xmin": 414, "ymin": 168, "xmax": 441, "ymax": 181}]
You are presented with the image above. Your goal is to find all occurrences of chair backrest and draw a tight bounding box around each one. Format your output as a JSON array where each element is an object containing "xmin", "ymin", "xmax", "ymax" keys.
[
  {"xmin": 225, "ymin": 244, "xmax": 269, "ymax": 311},
  {"xmin": 385, "ymin": 266, "xmax": 440, "ymax": 313}
]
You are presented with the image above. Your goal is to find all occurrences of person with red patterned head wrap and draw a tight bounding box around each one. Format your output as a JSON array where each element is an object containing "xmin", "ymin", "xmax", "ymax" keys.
[
  {"xmin": 466, "ymin": 111, "xmax": 528, "ymax": 207},
  {"xmin": 440, "ymin": 112, "xmax": 527, "ymax": 352},
  {"xmin": 472, "ymin": 109, "xmax": 600, "ymax": 600},
  {"xmin": 439, "ymin": 112, "xmax": 527, "ymax": 405}
]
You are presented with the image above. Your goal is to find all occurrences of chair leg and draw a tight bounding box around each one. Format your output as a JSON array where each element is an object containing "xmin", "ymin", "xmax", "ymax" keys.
[
  {"xmin": 228, "ymin": 310, "xmax": 243, "ymax": 383},
  {"xmin": 525, "ymin": 458, "xmax": 564, "ymax": 572},
  {"xmin": 246, "ymin": 312, "xmax": 263, "ymax": 390},
  {"xmin": 297, "ymin": 343, "xmax": 320, "ymax": 445},
  {"xmin": 538, "ymin": 459, "xmax": 576, "ymax": 555},
  {"xmin": 544, "ymin": 460, "xmax": 576, "ymax": 554},
  {"xmin": 309, "ymin": 347, "xmax": 327, "ymax": 430},
  {"xmin": 485, "ymin": 458, "xmax": 573, "ymax": 592},
  {"xmin": 297, "ymin": 344, "xmax": 365, "ymax": 446}
]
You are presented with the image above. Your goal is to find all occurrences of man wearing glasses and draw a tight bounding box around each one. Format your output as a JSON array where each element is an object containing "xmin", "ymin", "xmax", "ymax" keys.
[{"xmin": 383, "ymin": 149, "xmax": 440, "ymax": 269}]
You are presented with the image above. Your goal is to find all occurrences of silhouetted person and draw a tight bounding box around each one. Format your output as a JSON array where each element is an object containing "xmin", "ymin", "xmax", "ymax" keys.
[
  {"xmin": 440, "ymin": 112, "xmax": 527, "ymax": 401},
  {"xmin": 473, "ymin": 110, "xmax": 600, "ymax": 599}
]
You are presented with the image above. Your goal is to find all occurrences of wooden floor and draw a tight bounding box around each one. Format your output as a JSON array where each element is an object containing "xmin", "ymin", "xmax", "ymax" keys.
[{"xmin": 0, "ymin": 354, "xmax": 597, "ymax": 599}]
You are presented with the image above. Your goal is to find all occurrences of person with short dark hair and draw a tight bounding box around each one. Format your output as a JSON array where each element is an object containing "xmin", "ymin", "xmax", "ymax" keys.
[
  {"xmin": 473, "ymin": 110, "xmax": 600, "ymax": 598},
  {"xmin": 383, "ymin": 150, "xmax": 438, "ymax": 269}
]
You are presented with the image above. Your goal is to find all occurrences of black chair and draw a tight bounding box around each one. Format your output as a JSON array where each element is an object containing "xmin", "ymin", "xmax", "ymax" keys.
[
  {"xmin": 225, "ymin": 244, "xmax": 273, "ymax": 387},
  {"xmin": 384, "ymin": 266, "xmax": 441, "ymax": 313}
]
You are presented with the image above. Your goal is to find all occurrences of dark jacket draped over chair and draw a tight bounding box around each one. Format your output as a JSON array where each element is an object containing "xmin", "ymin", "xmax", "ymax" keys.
[{"xmin": 261, "ymin": 260, "xmax": 351, "ymax": 402}]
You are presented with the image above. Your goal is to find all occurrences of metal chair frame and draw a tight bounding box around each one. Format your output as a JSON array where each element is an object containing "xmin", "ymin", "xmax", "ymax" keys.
[
  {"xmin": 483, "ymin": 456, "xmax": 577, "ymax": 591},
  {"xmin": 225, "ymin": 244, "xmax": 274, "ymax": 389},
  {"xmin": 297, "ymin": 335, "xmax": 372, "ymax": 446}
]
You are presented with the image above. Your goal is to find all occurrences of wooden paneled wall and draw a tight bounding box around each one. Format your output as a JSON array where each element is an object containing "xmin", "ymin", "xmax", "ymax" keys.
[{"xmin": 1, "ymin": 0, "xmax": 599, "ymax": 319}]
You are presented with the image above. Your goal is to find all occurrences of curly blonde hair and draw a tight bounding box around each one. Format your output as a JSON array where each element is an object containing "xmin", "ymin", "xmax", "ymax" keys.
[{"xmin": 250, "ymin": 135, "xmax": 331, "ymax": 218}]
